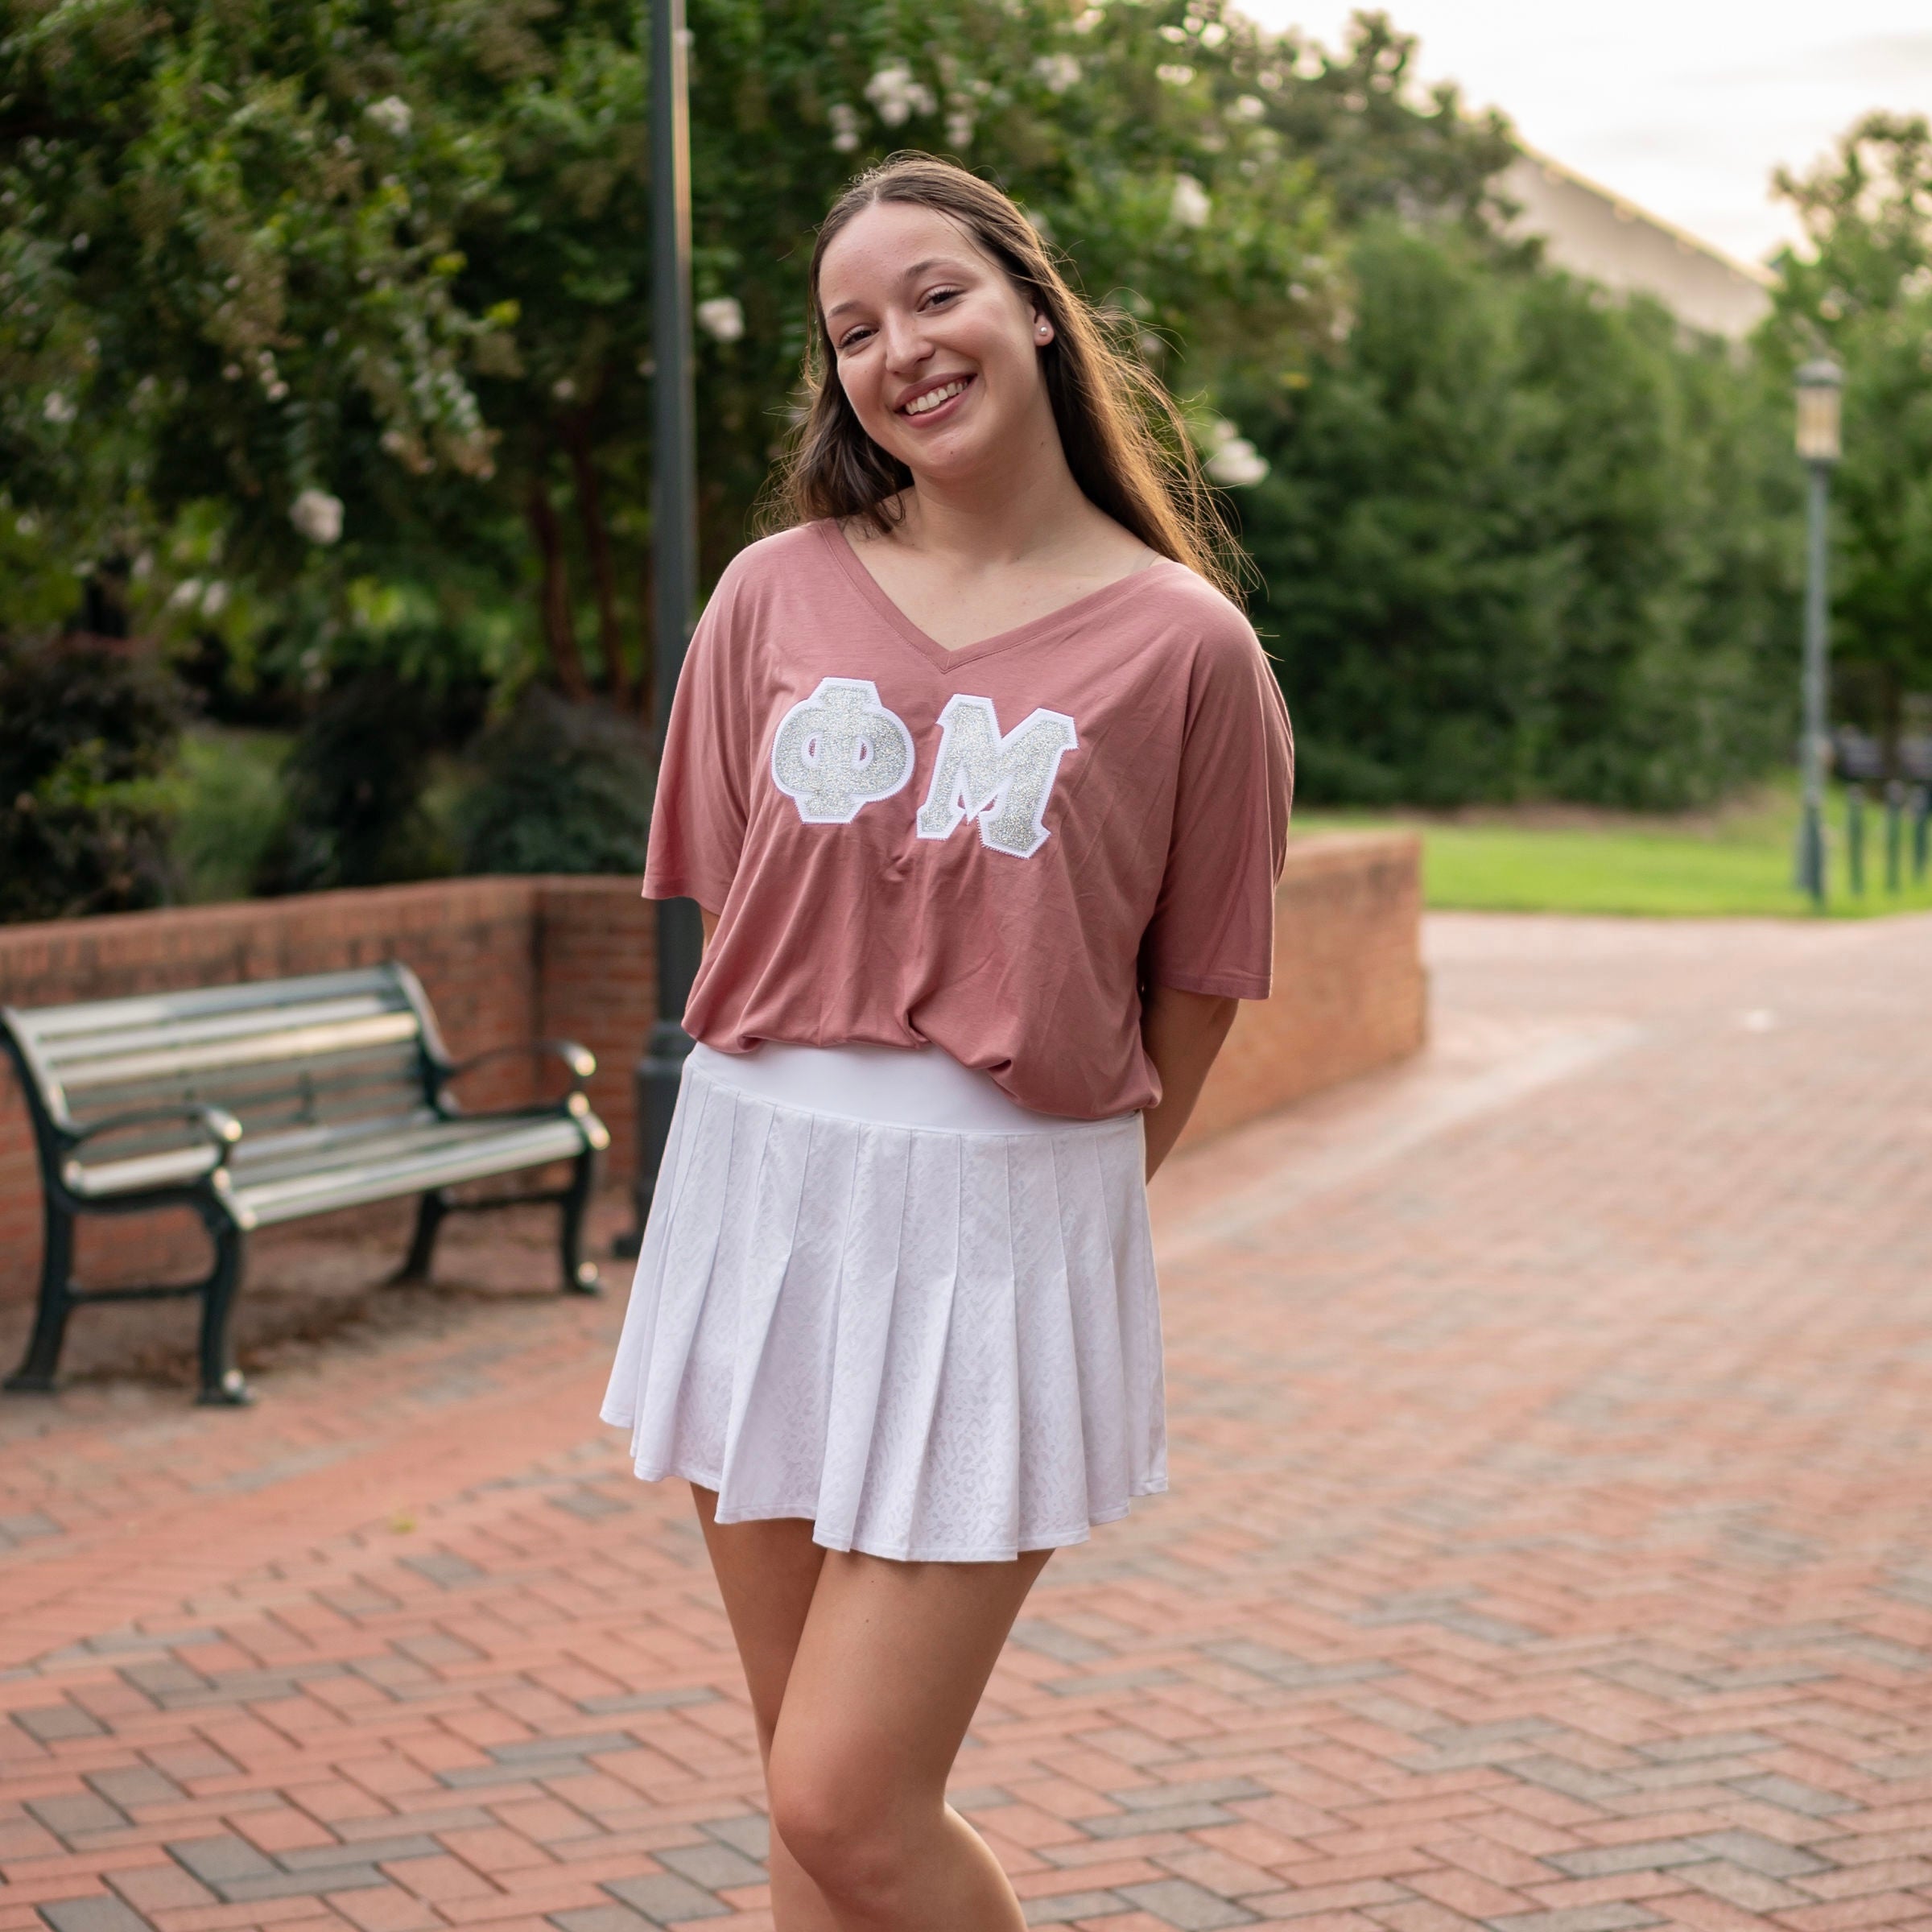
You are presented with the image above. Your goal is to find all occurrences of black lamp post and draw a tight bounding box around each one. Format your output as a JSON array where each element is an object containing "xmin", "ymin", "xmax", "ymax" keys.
[
  {"xmin": 617, "ymin": 0, "xmax": 701, "ymax": 1257},
  {"xmin": 1794, "ymin": 357, "xmax": 1843, "ymax": 910}
]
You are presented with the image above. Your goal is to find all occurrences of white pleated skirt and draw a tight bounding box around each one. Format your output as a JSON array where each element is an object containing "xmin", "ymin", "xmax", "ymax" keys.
[{"xmin": 599, "ymin": 1038, "xmax": 1166, "ymax": 1563}]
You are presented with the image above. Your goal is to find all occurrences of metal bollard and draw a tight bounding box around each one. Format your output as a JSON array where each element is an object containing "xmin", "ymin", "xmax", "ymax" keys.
[
  {"xmin": 1847, "ymin": 782, "xmax": 1865, "ymax": 895},
  {"xmin": 1914, "ymin": 786, "xmax": 1930, "ymax": 884},
  {"xmin": 1886, "ymin": 781, "xmax": 1905, "ymax": 893}
]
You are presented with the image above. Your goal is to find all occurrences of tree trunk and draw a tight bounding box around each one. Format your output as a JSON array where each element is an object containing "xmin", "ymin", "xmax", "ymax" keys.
[
  {"xmin": 524, "ymin": 477, "xmax": 590, "ymax": 701},
  {"xmin": 564, "ymin": 415, "xmax": 634, "ymax": 707}
]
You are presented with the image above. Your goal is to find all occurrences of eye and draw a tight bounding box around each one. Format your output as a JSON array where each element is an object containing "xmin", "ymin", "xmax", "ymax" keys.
[
  {"xmin": 924, "ymin": 287, "xmax": 962, "ymax": 309},
  {"xmin": 836, "ymin": 324, "xmax": 873, "ymax": 353}
]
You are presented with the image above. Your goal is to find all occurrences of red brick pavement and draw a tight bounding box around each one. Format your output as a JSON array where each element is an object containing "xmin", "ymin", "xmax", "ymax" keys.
[{"xmin": 5, "ymin": 911, "xmax": 1932, "ymax": 1932}]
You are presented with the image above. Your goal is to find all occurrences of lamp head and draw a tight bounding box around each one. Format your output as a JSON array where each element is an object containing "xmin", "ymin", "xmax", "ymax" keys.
[{"xmin": 1794, "ymin": 357, "xmax": 1843, "ymax": 464}]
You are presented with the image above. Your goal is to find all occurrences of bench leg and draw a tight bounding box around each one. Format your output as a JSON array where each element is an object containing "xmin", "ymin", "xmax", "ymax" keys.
[
  {"xmin": 195, "ymin": 1216, "xmax": 253, "ymax": 1407},
  {"xmin": 393, "ymin": 1190, "xmax": 449, "ymax": 1285},
  {"xmin": 560, "ymin": 1147, "xmax": 601, "ymax": 1295},
  {"xmin": 4, "ymin": 1202, "xmax": 75, "ymax": 1394}
]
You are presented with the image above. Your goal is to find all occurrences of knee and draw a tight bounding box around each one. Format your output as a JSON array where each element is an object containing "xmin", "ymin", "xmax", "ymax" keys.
[{"xmin": 766, "ymin": 1748, "xmax": 909, "ymax": 1906}]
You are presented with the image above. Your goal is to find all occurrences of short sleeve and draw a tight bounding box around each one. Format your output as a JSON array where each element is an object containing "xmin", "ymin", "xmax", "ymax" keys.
[
  {"xmin": 641, "ymin": 567, "xmax": 752, "ymax": 911},
  {"xmin": 1140, "ymin": 623, "xmax": 1294, "ymax": 1000}
]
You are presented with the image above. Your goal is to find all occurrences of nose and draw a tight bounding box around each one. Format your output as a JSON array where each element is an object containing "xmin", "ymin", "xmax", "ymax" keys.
[{"xmin": 878, "ymin": 307, "xmax": 934, "ymax": 374}]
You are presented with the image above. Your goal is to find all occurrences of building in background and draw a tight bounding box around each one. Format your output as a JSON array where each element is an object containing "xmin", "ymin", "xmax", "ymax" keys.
[{"xmin": 1498, "ymin": 147, "xmax": 1777, "ymax": 341}]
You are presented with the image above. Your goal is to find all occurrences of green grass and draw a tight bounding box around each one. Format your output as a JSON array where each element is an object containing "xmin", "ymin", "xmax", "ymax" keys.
[{"xmin": 1297, "ymin": 779, "xmax": 1932, "ymax": 919}]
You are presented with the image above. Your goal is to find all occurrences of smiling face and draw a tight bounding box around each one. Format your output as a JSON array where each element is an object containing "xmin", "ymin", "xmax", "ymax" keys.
[{"xmin": 816, "ymin": 198, "xmax": 1057, "ymax": 493}]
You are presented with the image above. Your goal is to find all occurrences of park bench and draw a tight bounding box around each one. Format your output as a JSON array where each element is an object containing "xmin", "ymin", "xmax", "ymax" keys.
[{"xmin": 2, "ymin": 964, "xmax": 609, "ymax": 1406}]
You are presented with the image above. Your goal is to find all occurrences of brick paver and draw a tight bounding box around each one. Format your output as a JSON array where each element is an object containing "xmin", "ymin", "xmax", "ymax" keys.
[{"xmin": 5, "ymin": 910, "xmax": 1932, "ymax": 1932}]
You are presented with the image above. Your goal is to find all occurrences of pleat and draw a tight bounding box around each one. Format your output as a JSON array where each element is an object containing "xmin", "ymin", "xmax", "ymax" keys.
[
  {"xmin": 811, "ymin": 1121, "xmax": 919, "ymax": 1550},
  {"xmin": 712, "ymin": 1108, "xmax": 832, "ymax": 1509},
  {"xmin": 1055, "ymin": 1128, "xmax": 1140, "ymax": 1506},
  {"xmin": 1006, "ymin": 1132, "xmax": 1094, "ymax": 1540},
  {"xmin": 1100, "ymin": 1116, "xmax": 1166, "ymax": 1492},
  {"xmin": 627, "ymin": 1083, "xmax": 765, "ymax": 1478},
  {"xmin": 599, "ymin": 1059, "xmax": 714, "ymax": 1430},
  {"xmin": 869, "ymin": 1131, "xmax": 1019, "ymax": 1558},
  {"xmin": 840, "ymin": 1131, "xmax": 965, "ymax": 1553}
]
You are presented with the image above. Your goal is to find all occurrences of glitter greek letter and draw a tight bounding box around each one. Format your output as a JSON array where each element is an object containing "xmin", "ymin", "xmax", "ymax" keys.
[
  {"xmin": 770, "ymin": 676, "xmax": 917, "ymax": 824},
  {"xmin": 914, "ymin": 694, "xmax": 1079, "ymax": 860}
]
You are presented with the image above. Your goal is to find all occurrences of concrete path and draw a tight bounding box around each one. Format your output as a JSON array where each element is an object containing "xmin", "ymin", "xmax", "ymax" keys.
[{"xmin": 4, "ymin": 911, "xmax": 1932, "ymax": 1932}]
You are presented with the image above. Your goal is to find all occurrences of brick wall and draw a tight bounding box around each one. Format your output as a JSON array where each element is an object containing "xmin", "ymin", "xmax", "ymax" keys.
[
  {"xmin": 532, "ymin": 880, "xmax": 657, "ymax": 1181},
  {"xmin": 0, "ymin": 834, "xmax": 1419, "ymax": 1302},
  {"xmin": 1176, "ymin": 831, "xmax": 1426, "ymax": 1149}
]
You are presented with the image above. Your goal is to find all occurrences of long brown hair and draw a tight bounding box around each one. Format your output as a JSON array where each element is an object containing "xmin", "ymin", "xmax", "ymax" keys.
[{"xmin": 765, "ymin": 152, "xmax": 1243, "ymax": 599}]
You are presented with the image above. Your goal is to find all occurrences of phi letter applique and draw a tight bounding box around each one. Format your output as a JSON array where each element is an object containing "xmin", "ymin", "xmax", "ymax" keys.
[
  {"xmin": 914, "ymin": 694, "xmax": 1078, "ymax": 859},
  {"xmin": 770, "ymin": 677, "xmax": 917, "ymax": 824}
]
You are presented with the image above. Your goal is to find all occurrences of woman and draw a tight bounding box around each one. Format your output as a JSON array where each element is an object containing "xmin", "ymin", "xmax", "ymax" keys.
[{"xmin": 602, "ymin": 152, "xmax": 1293, "ymax": 1930}]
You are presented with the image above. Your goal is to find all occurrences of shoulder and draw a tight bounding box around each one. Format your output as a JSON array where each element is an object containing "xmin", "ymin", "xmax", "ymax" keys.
[
  {"xmin": 1143, "ymin": 561, "xmax": 1274, "ymax": 682},
  {"xmin": 706, "ymin": 522, "xmax": 829, "ymax": 603}
]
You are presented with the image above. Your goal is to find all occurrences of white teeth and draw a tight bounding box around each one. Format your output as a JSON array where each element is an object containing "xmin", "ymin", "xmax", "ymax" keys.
[{"xmin": 905, "ymin": 378, "xmax": 967, "ymax": 416}]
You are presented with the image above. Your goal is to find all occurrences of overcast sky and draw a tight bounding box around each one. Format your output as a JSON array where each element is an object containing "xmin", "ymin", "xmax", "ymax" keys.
[{"xmin": 1239, "ymin": 0, "xmax": 1932, "ymax": 266}]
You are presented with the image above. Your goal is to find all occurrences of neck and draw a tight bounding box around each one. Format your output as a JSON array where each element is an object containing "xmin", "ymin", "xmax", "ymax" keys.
[{"xmin": 893, "ymin": 402, "xmax": 1095, "ymax": 565}]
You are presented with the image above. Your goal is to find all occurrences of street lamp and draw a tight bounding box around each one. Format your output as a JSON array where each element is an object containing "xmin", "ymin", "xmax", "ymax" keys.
[
  {"xmin": 1794, "ymin": 357, "xmax": 1842, "ymax": 908},
  {"xmin": 617, "ymin": 0, "xmax": 701, "ymax": 1258}
]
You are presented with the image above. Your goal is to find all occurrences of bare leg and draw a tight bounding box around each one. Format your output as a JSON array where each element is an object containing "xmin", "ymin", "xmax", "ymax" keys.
[
  {"xmin": 691, "ymin": 1484, "xmax": 842, "ymax": 1930},
  {"xmin": 764, "ymin": 1539, "xmax": 1054, "ymax": 1930}
]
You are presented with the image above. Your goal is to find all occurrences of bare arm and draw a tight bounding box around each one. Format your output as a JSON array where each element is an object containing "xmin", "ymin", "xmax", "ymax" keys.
[
  {"xmin": 699, "ymin": 904, "xmax": 720, "ymax": 956},
  {"xmin": 1139, "ymin": 984, "xmax": 1239, "ymax": 1180}
]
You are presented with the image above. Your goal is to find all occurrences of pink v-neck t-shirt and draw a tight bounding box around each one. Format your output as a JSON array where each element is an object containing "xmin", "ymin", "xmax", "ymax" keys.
[{"xmin": 642, "ymin": 518, "xmax": 1294, "ymax": 1120}]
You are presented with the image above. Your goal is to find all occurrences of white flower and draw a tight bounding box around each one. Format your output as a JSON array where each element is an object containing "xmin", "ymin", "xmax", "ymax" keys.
[
  {"xmin": 696, "ymin": 296, "xmax": 745, "ymax": 344},
  {"xmin": 1155, "ymin": 64, "xmax": 1195, "ymax": 86},
  {"xmin": 945, "ymin": 107, "xmax": 975, "ymax": 149},
  {"xmin": 365, "ymin": 96, "xmax": 412, "ymax": 137},
  {"xmin": 1202, "ymin": 419, "xmax": 1269, "ymax": 487},
  {"xmin": 551, "ymin": 376, "xmax": 577, "ymax": 401},
  {"xmin": 1033, "ymin": 52, "xmax": 1081, "ymax": 93},
  {"xmin": 1230, "ymin": 93, "xmax": 1265, "ymax": 121},
  {"xmin": 828, "ymin": 103, "xmax": 861, "ymax": 153},
  {"xmin": 42, "ymin": 391, "xmax": 76, "ymax": 424},
  {"xmin": 1208, "ymin": 437, "xmax": 1267, "ymax": 487},
  {"xmin": 1170, "ymin": 175, "xmax": 1211, "ymax": 229},
  {"xmin": 167, "ymin": 577, "xmax": 204, "ymax": 610},
  {"xmin": 200, "ymin": 580, "xmax": 229, "ymax": 617},
  {"xmin": 865, "ymin": 60, "xmax": 935, "ymax": 128},
  {"xmin": 290, "ymin": 488, "xmax": 344, "ymax": 545}
]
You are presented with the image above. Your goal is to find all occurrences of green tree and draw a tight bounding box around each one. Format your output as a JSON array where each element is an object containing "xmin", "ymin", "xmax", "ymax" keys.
[
  {"xmin": 2, "ymin": 0, "xmax": 1348, "ymax": 709},
  {"xmin": 1232, "ymin": 223, "xmax": 1794, "ymax": 807},
  {"xmin": 1769, "ymin": 113, "xmax": 1932, "ymax": 762}
]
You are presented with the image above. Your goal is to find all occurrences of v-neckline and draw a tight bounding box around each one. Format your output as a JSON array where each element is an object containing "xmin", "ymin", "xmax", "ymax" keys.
[{"xmin": 812, "ymin": 517, "xmax": 1177, "ymax": 674}]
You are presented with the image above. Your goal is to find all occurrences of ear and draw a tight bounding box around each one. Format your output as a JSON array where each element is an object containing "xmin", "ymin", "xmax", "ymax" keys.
[{"xmin": 1030, "ymin": 305, "xmax": 1055, "ymax": 347}]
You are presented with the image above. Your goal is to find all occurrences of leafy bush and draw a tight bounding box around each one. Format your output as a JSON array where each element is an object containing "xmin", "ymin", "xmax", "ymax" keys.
[
  {"xmin": 253, "ymin": 671, "xmax": 482, "ymax": 894},
  {"xmin": 171, "ymin": 729, "xmax": 292, "ymax": 903},
  {"xmin": 456, "ymin": 688, "xmax": 654, "ymax": 876},
  {"xmin": 0, "ymin": 635, "xmax": 186, "ymax": 923}
]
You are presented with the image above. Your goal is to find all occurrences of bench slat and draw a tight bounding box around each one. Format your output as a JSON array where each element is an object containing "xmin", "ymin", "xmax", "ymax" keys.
[
  {"xmin": 231, "ymin": 1114, "xmax": 540, "ymax": 1185},
  {"xmin": 33, "ymin": 994, "xmax": 404, "ymax": 1071},
  {"xmin": 10, "ymin": 967, "xmax": 411, "ymax": 1042},
  {"xmin": 72, "ymin": 1046, "xmax": 423, "ymax": 1119},
  {"xmin": 55, "ymin": 1011, "xmax": 422, "ymax": 1093},
  {"xmin": 65, "ymin": 1145, "xmax": 226, "ymax": 1198},
  {"xmin": 68, "ymin": 1110, "xmax": 580, "ymax": 1205},
  {"xmin": 234, "ymin": 1117, "xmax": 587, "ymax": 1227}
]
